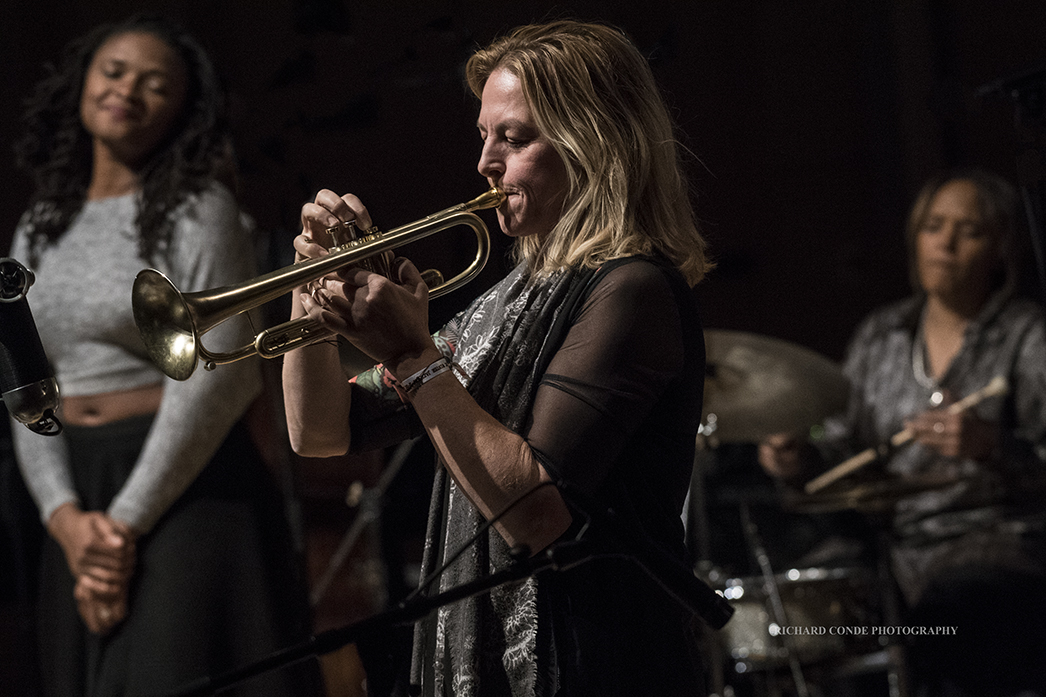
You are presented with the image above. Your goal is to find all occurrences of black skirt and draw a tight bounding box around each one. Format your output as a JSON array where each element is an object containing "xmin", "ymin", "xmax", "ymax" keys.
[{"xmin": 35, "ymin": 414, "xmax": 321, "ymax": 697}]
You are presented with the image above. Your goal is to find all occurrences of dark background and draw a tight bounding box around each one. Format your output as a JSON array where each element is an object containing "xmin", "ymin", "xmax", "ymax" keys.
[
  {"xmin": 3, "ymin": 2, "xmax": 1046, "ymax": 693},
  {"xmin": 3, "ymin": 0, "xmax": 1045, "ymax": 360}
]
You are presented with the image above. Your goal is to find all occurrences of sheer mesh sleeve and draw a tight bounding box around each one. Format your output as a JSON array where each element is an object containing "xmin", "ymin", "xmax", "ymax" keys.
[{"xmin": 524, "ymin": 261, "xmax": 689, "ymax": 494}]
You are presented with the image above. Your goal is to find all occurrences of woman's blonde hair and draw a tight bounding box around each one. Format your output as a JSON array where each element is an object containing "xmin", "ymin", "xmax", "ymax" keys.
[{"xmin": 466, "ymin": 20, "xmax": 710, "ymax": 286}]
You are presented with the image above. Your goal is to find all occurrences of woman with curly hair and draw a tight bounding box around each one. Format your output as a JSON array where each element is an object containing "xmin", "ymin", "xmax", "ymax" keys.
[{"xmin": 8, "ymin": 15, "xmax": 319, "ymax": 696}]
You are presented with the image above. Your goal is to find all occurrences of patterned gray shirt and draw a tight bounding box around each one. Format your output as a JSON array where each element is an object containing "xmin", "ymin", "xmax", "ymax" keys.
[{"xmin": 818, "ymin": 292, "xmax": 1046, "ymax": 602}]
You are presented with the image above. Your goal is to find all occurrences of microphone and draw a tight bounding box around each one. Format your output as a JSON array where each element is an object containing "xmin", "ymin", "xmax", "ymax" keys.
[
  {"xmin": 556, "ymin": 480, "xmax": 734, "ymax": 630},
  {"xmin": 1, "ymin": 258, "xmax": 62, "ymax": 435}
]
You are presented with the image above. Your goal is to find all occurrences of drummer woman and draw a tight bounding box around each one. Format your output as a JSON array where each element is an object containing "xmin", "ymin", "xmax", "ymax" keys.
[{"xmin": 759, "ymin": 168, "xmax": 1046, "ymax": 696}]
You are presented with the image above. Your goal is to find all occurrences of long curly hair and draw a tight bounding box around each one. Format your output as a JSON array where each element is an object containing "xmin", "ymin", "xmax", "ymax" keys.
[
  {"xmin": 14, "ymin": 14, "xmax": 233, "ymax": 266},
  {"xmin": 466, "ymin": 20, "xmax": 711, "ymax": 286}
]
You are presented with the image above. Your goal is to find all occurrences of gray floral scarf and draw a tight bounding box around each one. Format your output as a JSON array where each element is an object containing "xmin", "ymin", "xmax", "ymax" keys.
[{"xmin": 409, "ymin": 260, "xmax": 603, "ymax": 697}]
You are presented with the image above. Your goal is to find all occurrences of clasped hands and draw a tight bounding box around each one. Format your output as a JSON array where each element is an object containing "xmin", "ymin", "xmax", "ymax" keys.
[
  {"xmin": 295, "ymin": 189, "xmax": 435, "ymax": 369},
  {"xmin": 48, "ymin": 503, "xmax": 136, "ymax": 635}
]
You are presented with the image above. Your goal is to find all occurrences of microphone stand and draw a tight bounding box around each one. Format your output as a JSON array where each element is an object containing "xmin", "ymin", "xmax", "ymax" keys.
[
  {"xmin": 162, "ymin": 484, "xmax": 735, "ymax": 696},
  {"xmin": 162, "ymin": 539, "xmax": 595, "ymax": 697},
  {"xmin": 164, "ymin": 519, "xmax": 735, "ymax": 695},
  {"xmin": 738, "ymin": 502, "xmax": 810, "ymax": 697},
  {"xmin": 310, "ymin": 438, "xmax": 417, "ymax": 607}
]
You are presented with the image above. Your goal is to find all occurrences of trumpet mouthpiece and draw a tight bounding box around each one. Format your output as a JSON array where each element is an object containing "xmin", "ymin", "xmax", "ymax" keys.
[{"xmin": 468, "ymin": 187, "xmax": 506, "ymax": 211}]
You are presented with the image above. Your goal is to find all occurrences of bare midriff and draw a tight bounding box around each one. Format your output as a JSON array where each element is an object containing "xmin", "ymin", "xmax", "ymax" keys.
[{"xmin": 60, "ymin": 383, "xmax": 164, "ymax": 427}]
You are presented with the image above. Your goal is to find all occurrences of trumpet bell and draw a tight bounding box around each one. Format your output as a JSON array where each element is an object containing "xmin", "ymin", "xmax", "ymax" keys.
[{"xmin": 132, "ymin": 269, "xmax": 199, "ymax": 381}]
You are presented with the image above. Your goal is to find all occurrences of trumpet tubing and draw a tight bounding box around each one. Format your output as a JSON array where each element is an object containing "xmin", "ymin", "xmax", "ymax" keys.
[{"xmin": 132, "ymin": 188, "xmax": 504, "ymax": 381}]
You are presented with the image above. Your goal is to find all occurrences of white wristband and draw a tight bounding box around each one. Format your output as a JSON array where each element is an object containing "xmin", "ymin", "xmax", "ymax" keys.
[{"xmin": 400, "ymin": 357, "xmax": 452, "ymax": 395}]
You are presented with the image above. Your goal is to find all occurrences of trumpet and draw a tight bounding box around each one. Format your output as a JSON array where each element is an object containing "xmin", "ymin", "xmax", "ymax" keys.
[{"xmin": 132, "ymin": 187, "xmax": 505, "ymax": 381}]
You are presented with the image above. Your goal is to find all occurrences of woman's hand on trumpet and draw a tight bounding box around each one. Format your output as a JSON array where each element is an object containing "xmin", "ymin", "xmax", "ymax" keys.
[
  {"xmin": 308, "ymin": 258, "xmax": 434, "ymax": 368},
  {"xmin": 294, "ymin": 189, "xmax": 374, "ymax": 262},
  {"xmin": 296, "ymin": 191, "xmax": 434, "ymax": 369}
]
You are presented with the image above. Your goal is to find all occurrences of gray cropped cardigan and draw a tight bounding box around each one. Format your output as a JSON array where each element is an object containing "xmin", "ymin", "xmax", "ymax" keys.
[{"xmin": 8, "ymin": 183, "xmax": 262, "ymax": 534}]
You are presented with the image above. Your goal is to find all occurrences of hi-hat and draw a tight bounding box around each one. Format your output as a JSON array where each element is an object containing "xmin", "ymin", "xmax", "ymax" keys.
[{"xmin": 701, "ymin": 330, "xmax": 849, "ymax": 443}]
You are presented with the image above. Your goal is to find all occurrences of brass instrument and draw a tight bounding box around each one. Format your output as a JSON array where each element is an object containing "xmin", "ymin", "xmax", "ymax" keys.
[{"xmin": 132, "ymin": 188, "xmax": 505, "ymax": 381}]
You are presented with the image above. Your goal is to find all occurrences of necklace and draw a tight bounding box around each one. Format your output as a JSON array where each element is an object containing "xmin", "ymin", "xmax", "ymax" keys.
[{"xmin": 912, "ymin": 311, "xmax": 946, "ymax": 406}]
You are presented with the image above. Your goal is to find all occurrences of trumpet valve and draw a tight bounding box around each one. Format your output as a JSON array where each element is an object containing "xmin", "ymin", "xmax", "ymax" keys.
[
  {"xmin": 325, "ymin": 221, "xmax": 352, "ymax": 248},
  {"xmin": 325, "ymin": 221, "xmax": 392, "ymax": 277}
]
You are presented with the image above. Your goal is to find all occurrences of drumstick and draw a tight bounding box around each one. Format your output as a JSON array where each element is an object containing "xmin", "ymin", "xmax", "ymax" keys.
[{"xmin": 803, "ymin": 375, "xmax": 1009, "ymax": 495}]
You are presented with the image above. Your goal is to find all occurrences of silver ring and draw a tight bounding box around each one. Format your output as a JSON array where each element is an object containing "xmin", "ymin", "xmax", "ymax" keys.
[{"xmin": 933, "ymin": 421, "xmax": 945, "ymax": 434}]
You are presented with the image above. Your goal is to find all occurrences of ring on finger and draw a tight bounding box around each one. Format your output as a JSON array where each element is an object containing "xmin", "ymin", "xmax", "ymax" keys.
[{"xmin": 933, "ymin": 421, "xmax": 945, "ymax": 434}]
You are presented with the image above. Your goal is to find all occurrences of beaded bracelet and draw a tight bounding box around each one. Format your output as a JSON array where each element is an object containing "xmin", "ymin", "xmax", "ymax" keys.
[{"xmin": 400, "ymin": 356, "xmax": 452, "ymax": 395}]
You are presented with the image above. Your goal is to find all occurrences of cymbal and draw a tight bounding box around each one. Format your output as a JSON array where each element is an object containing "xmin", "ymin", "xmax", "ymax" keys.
[
  {"xmin": 701, "ymin": 330, "xmax": 849, "ymax": 443},
  {"xmin": 782, "ymin": 474, "xmax": 965, "ymax": 514}
]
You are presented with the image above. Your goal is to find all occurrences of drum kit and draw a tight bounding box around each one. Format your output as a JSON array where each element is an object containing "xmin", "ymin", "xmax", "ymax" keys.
[{"xmin": 695, "ymin": 329, "xmax": 960, "ymax": 697}]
